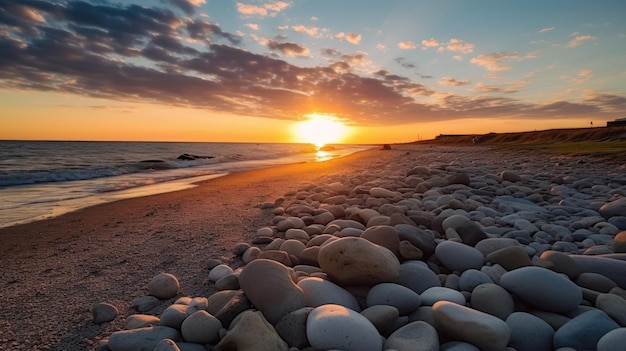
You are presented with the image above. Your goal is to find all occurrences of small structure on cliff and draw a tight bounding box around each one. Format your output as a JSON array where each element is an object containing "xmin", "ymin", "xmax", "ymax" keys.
[{"xmin": 607, "ymin": 117, "xmax": 626, "ymax": 127}]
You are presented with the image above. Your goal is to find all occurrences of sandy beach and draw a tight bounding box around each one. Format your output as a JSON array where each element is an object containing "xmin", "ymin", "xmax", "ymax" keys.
[
  {"xmin": 0, "ymin": 146, "xmax": 390, "ymax": 350},
  {"xmin": 1, "ymin": 144, "xmax": 625, "ymax": 351}
]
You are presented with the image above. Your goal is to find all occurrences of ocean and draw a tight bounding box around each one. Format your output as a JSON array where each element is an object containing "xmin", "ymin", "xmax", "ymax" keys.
[{"xmin": 0, "ymin": 141, "xmax": 372, "ymax": 229}]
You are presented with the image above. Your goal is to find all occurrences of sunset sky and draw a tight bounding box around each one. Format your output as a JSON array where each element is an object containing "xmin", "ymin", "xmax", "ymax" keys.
[{"xmin": 1, "ymin": 0, "xmax": 625, "ymax": 144}]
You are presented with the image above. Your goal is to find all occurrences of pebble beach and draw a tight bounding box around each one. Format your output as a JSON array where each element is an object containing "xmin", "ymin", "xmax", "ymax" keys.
[{"xmin": 2, "ymin": 144, "xmax": 626, "ymax": 351}]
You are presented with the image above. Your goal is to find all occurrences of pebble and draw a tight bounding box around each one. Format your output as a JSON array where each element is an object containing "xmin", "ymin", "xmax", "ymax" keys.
[
  {"xmin": 297, "ymin": 277, "xmax": 361, "ymax": 311},
  {"xmin": 92, "ymin": 302, "xmax": 118, "ymax": 324},
  {"xmin": 506, "ymin": 312, "xmax": 554, "ymax": 351},
  {"xmin": 553, "ymin": 309, "xmax": 620, "ymax": 350},
  {"xmin": 100, "ymin": 145, "xmax": 626, "ymax": 351},
  {"xmin": 470, "ymin": 283, "xmax": 514, "ymax": 320},
  {"xmin": 597, "ymin": 328, "xmax": 626, "ymax": 351},
  {"xmin": 383, "ymin": 321, "xmax": 439, "ymax": 351},
  {"xmin": 180, "ymin": 310, "xmax": 222, "ymax": 344},
  {"xmin": 107, "ymin": 326, "xmax": 180, "ymax": 351},
  {"xmin": 366, "ymin": 282, "xmax": 422, "ymax": 315},
  {"xmin": 125, "ymin": 314, "xmax": 160, "ymax": 329},
  {"xmin": 317, "ymin": 236, "xmax": 400, "ymax": 286},
  {"xmin": 433, "ymin": 301, "xmax": 510, "ymax": 351},
  {"xmin": 216, "ymin": 310, "xmax": 288, "ymax": 351},
  {"xmin": 239, "ymin": 259, "xmax": 305, "ymax": 324},
  {"xmin": 306, "ymin": 304, "xmax": 382, "ymax": 351},
  {"xmin": 420, "ymin": 286, "xmax": 466, "ymax": 306},
  {"xmin": 435, "ymin": 240, "xmax": 484, "ymax": 273},
  {"xmin": 500, "ymin": 266, "xmax": 583, "ymax": 313},
  {"xmin": 148, "ymin": 273, "xmax": 180, "ymax": 300}
]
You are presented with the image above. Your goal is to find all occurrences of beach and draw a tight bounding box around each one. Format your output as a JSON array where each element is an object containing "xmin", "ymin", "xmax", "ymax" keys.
[{"xmin": 1, "ymin": 144, "xmax": 626, "ymax": 350}]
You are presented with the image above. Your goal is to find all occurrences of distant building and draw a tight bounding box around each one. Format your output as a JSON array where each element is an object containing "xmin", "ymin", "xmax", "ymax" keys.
[{"xmin": 607, "ymin": 117, "xmax": 626, "ymax": 127}]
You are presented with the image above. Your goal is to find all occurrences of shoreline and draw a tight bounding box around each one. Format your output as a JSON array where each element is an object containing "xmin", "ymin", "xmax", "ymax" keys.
[
  {"xmin": 0, "ymin": 144, "xmax": 374, "ymax": 230},
  {"xmin": 1, "ymin": 144, "xmax": 624, "ymax": 350},
  {"xmin": 0, "ymin": 146, "xmax": 390, "ymax": 350}
]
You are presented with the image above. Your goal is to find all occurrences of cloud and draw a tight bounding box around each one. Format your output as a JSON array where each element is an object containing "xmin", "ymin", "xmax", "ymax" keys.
[
  {"xmin": 540, "ymin": 27, "xmax": 555, "ymax": 33},
  {"xmin": 567, "ymin": 35, "xmax": 597, "ymax": 47},
  {"xmin": 236, "ymin": 1, "xmax": 290, "ymax": 17},
  {"xmin": 245, "ymin": 23, "xmax": 259, "ymax": 30},
  {"xmin": 266, "ymin": 40, "xmax": 310, "ymax": 57},
  {"xmin": 446, "ymin": 38, "xmax": 475, "ymax": 54},
  {"xmin": 398, "ymin": 41, "xmax": 417, "ymax": 50},
  {"xmin": 421, "ymin": 38, "xmax": 439, "ymax": 48},
  {"xmin": 346, "ymin": 33, "xmax": 361, "ymax": 45},
  {"xmin": 439, "ymin": 77, "xmax": 470, "ymax": 86},
  {"xmin": 292, "ymin": 24, "xmax": 320, "ymax": 37},
  {"xmin": 336, "ymin": 32, "xmax": 362, "ymax": 45},
  {"xmin": 0, "ymin": 0, "xmax": 622, "ymax": 127},
  {"xmin": 168, "ymin": 0, "xmax": 206, "ymax": 15},
  {"xmin": 470, "ymin": 52, "xmax": 519, "ymax": 71},
  {"xmin": 473, "ymin": 82, "xmax": 520, "ymax": 94},
  {"xmin": 578, "ymin": 69, "xmax": 593, "ymax": 78}
]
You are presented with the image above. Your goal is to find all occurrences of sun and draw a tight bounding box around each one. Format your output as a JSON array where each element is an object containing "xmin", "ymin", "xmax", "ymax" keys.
[{"xmin": 293, "ymin": 114, "xmax": 347, "ymax": 148}]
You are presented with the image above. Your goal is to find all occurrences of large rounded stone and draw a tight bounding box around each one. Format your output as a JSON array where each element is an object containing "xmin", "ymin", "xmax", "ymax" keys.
[
  {"xmin": 539, "ymin": 250, "xmax": 581, "ymax": 280},
  {"xmin": 500, "ymin": 266, "xmax": 582, "ymax": 313},
  {"xmin": 125, "ymin": 314, "xmax": 160, "ymax": 330},
  {"xmin": 275, "ymin": 307, "xmax": 313, "ymax": 349},
  {"xmin": 435, "ymin": 240, "xmax": 484, "ymax": 273},
  {"xmin": 297, "ymin": 277, "xmax": 360, "ymax": 311},
  {"xmin": 239, "ymin": 259, "xmax": 305, "ymax": 324},
  {"xmin": 506, "ymin": 312, "xmax": 554, "ymax": 351},
  {"xmin": 432, "ymin": 301, "xmax": 510, "ymax": 351},
  {"xmin": 159, "ymin": 304, "xmax": 190, "ymax": 329},
  {"xmin": 600, "ymin": 198, "xmax": 626, "ymax": 220},
  {"xmin": 306, "ymin": 304, "xmax": 382, "ymax": 351},
  {"xmin": 596, "ymin": 293, "xmax": 626, "ymax": 326},
  {"xmin": 207, "ymin": 290, "xmax": 252, "ymax": 328},
  {"xmin": 612, "ymin": 231, "xmax": 626, "ymax": 253},
  {"xmin": 361, "ymin": 305, "xmax": 400, "ymax": 335},
  {"xmin": 383, "ymin": 321, "xmax": 439, "ymax": 351},
  {"xmin": 148, "ymin": 273, "xmax": 180, "ymax": 300},
  {"xmin": 209, "ymin": 264, "xmax": 234, "ymax": 282},
  {"xmin": 598, "ymin": 328, "xmax": 626, "ymax": 351},
  {"xmin": 420, "ymin": 286, "xmax": 466, "ymax": 306},
  {"xmin": 366, "ymin": 283, "xmax": 422, "ymax": 315},
  {"xmin": 360, "ymin": 225, "xmax": 400, "ymax": 254},
  {"xmin": 395, "ymin": 261, "xmax": 441, "ymax": 294},
  {"xmin": 180, "ymin": 310, "xmax": 222, "ymax": 344},
  {"xmin": 318, "ymin": 237, "xmax": 400, "ymax": 286},
  {"xmin": 485, "ymin": 246, "xmax": 532, "ymax": 271},
  {"xmin": 108, "ymin": 326, "xmax": 181, "ymax": 351},
  {"xmin": 93, "ymin": 302, "xmax": 118, "ymax": 324},
  {"xmin": 553, "ymin": 309, "xmax": 620, "ymax": 350},
  {"xmin": 216, "ymin": 310, "xmax": 288, "ymax": 351},
  {"xmin": 454, "ymin": 221, "xmax": 488, "ymax": 246},
  {"xmin": 471, "ymin": 283, "xmax": 514, "ymax": 320}
]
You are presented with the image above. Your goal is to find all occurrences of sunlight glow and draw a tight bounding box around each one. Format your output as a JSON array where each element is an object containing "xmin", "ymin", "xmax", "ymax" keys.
[{"xmin": 294, "ymin": 114, "xmax": 347, "ymax": 148}]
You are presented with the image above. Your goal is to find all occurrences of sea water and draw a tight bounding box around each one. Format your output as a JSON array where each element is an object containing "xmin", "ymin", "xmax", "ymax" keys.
[{"xmin": 0, "ymin": 141, "xmax": 372, "ymax": 228}]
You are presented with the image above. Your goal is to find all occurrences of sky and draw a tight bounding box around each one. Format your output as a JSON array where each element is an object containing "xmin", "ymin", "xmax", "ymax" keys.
[{"xmin": 1, "ymin": 0, "xmax": 625, "ymax": 144}]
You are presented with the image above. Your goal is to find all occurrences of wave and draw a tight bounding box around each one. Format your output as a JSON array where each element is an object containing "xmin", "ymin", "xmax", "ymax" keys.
[{"xmin": 0, "ymin": 156, "xmax": 230, "ymax": 188}]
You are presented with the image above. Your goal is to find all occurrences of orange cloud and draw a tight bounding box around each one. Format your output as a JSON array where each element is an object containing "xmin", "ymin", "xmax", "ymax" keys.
[
  {"xmin": 346, "ymin": 33, "xmax": 361, "ymax": 45},
  {"xmin": 447, "ymin": 38, "xmax": 475, "ymax": 54},
  {"xmin": 421, "ymin": 38, "xmax": 439, "ymax": 47},
  {"xmin": 567, "ymin": 35, "xmax": 597, "ymax": 47},
  {"xmin": 470, "ymin": 52, "xmax": 519, "ymax": 71},
  {"xmin": 236, "ymin": 1, "xmax": 289, "ymax": 17},
  {"xmin": 398, "ymin": 41, "xmax": 417, "ymax": 50},
  {"xmin": 292, "ymin": 24, "xmax": 320, "ymax": 37},
  {"xmin": 439, "ymin": 77, "xmax": 470, "ymax": 86}
]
